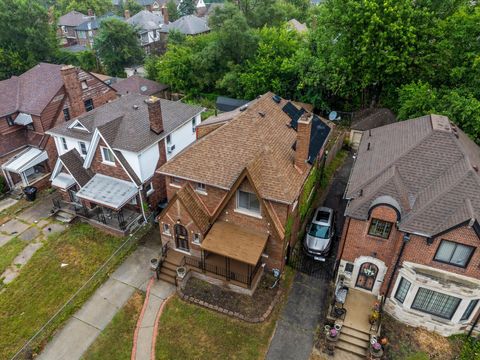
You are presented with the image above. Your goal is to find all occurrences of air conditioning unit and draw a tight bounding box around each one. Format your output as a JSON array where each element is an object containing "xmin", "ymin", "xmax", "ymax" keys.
[{"xmin": 167, "ymin": 144, "xmax": 176, "ymax": 153}]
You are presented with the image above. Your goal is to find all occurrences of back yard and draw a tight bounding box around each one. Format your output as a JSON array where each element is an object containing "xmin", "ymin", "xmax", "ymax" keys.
[{"xmin": 0, "ymin": 222, "xmax": 130, "ymax": 359}]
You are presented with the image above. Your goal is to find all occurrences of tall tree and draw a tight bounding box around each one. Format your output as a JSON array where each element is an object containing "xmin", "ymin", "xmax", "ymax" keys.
[
  {"xmin": 167, "ymin": 0, "xmax": 181, "ymax": 22},
  {"xmin": 93, "ymin": 18, "xmax": 144, "ymax": 76},
  {"xmin": 178, "ymin": 0, "xmax": 196, "ymax": 16},
  {"xmin": 0, "ymin": 0, "xmax": 57, "ymax": 79},
  {"xmin": 116, "ymin": 0, "xmax": 143, "ymax": 17},
  {"xmin": 57, "ymin": 0, "xmax": 113, "ymax": 16}
]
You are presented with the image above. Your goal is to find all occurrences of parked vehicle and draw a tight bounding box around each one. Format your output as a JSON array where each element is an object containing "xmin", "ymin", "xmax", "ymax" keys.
[{"xmin": 304, "ymin": 207, "xmax": 335, "ymax": 261}]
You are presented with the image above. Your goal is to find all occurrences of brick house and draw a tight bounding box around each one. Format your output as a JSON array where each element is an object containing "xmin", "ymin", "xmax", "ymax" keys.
[
  {"xmin": 336, "ymin": 115, "xmax": 480, "ymax": 336},
  {"xmin": 0, "ymin": 63, "xmax": 116, "ymax": 191},
  {"xmin": 156, "ymin": 93, "xmax": 333, "ymax": 292},
  {"xmin": 57, "ymin": 10, "xmax": 91, "ymax": 47},
  {"xmin": 46, "ymin": 93, "xmax": 203, "ymax": 234}
]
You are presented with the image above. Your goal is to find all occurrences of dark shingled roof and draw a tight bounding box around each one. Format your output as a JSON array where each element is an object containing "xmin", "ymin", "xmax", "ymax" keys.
[
  {"xmin": 112, "ymin": 75, "xmax": 168, "ymax": 96},
  {"xmin": 216, "ymin": 96, "xmax": 249, "ymax": 112},
  {"xmin": 345, "ymin": 115, "xmax": 480, "ymax": 237},
  {"xmin": 59, "ymin": 149, "xmax": 93, "ymax": 186},
  {"xmin": 48, "ymin": 94, "xmax": 203, "ymax": 153},
  {"xmin": 351, "ymin": 108, "xmax": 397, "ymax": 131},
  {"xmin": 160, "ymin": 15, "xmax": 209, "ymax": 35},
  {"xmin": 0, "ymin": 63, "xmax": 65, "ymax": 117},
  {"xmin": 58, "ymin": 11, "xmax": 90, "ymax": 27}
]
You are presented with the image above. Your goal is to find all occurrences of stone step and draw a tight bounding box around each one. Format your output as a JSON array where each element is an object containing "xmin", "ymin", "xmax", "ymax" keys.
[
  {"xmin": 339, "ymin": 333, "xmax": 370, "ymax": 349},
  {"xmin": 160, "ymin": 267, "xmax": 176, "ymax": 278},
  {"xmin": 55, "ymin": 211, "xmax": 75, "ymax": 223},
  {"xmin": 341, "ymin": 325, "xmax": 370, "ymax": 341},
  {"xmin": 336, "ymin": 339, "xmax": 367, "ymax": 357},
  {"xmin": 162, "ymin": 261, "xmax": 178, "ymax": 271},
  {"xmin": 158, "ymin": 273, "xmax": 176, "ymax": 285}
]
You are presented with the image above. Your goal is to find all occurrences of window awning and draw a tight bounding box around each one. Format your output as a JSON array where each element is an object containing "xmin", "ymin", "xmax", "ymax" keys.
[
  {"xmin": 51, "ymin": 173, "xmax": 76, "ymax": 189},
  {"xmin": 201, "ymin": 221, "xmax": 268, "ymax": 265},
  {"xmin": 76, "ymin": 174, "xmax": 137, "ymax": 210},
  {"xmin": 2, "ymin": 147, "xmax": 48, "ymax": 173},
  {"xmin": 14, "ymin": 113, "xmax": 33, "ymax": 126}
]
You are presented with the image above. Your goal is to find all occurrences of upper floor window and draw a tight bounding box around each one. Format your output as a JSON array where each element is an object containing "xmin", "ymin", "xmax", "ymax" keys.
[
  {"xmin": 193, "ymin": 233, "xmax": 201, "ymax": 244},
  {"xmin": 196, "ymin": 182, "xmax": 206, "ymax": 193},
  {"xmin": 145, "ymin": 181, "xmax": 154, "ymax": 196},
  {"xmin": 394, "ymin": 277, "xmax": 411, "ymax": 304},
  {"xmin": 170, "ymin": 177, "xmax": 181, "ymax": 186},
  {"xmin": 191, "ymin": 118, "xmax": 197, "ymax": 133},
  {"xmin": 84, "ymin": 99, "xmax": 94, "ymax": 112},
  {"xmin": 101, "ymin": 146, "xmax": 115, "ymax": 164},
  {"xmin": 61, "ymin": 137, "xmax": 68, "ymax": 150},
  {"xmin": 63, "ymin": 108, "xmax": 70, "ymax": 121},
  {"xmin": 162, "ymin": 223, "xmax": 171, "ymax": 235},
  {"xmin": 81, "ymin": 81, "xmax": 88, "ymax": 90},
  {"xmin": 461, "ymin": 299, "xmax": 479, "ymax": 321},
  {"xmin": 166, "ymin": 134, "xmax": 171, "ymax": 144},
  {"xmin": 434, "ymin": 240, "xmax": 475, "ymax": 268},
  {"xmin": 237, "ymin": 190, "xmax": 260, "ymax": 215},
  {"xmin": 6, "ymin": 115, "xmax": 14, "ymax": 126},
  {"xmin": 79, "ymin": 141, "xmax": 87, "ymax": 156},
  {"xmin": 411, "ymin": 288, "xmax": 461, "ymax": 320},
  {"xmin": 368, "ymin": 218, "xmax": 393, "ymax": 239}
]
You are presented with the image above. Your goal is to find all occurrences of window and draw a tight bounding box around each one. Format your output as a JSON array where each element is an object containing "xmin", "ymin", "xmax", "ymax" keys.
[
  {"xmin": 461, "ymin": 299, "xmax": 479, "ymax": 321},
  {"xmin": 191, "ymin": 118, "xmax": 197, "ymax": 133},
  {"xmin": 101, "ymin": 147, "xmax": 115, "ymax": 164},
  {"xmin": 26, "ymin": 123, "xmax": 35, "ymax": 131},
  {"xmin": 63, "ymin": 108, "xmax": 70, "ymax": 121},
  {"xmin": 166, "ymin": 134, "xmax": 171, "ymax": 144},
  {"xmin": 434, "ymin": 240, "xmax": 475, "ymax": 268},
  {"xmin": 345, "ymin": 263, "xmax": 354, "ymax": 273},
  {"xmin": 394, "ymin": 277, "xmax": 411, "ymax": 304},
  {"xmin": 6, "ymin": 115, "xmax": 14, "ymax": 126},
  {"xmin": 79, "ymin": 141, "xmax": 87, "ymax": 156},
  {"xmin": 81, "ymin": 80, "xmax": 88, "ymax": 90},
  {"xmin": 171, "ymin": 177, "xmax": 181, "ymax": 185},
  {"xmin": 129, "ymin": 197, "xmax": 137, "ymax": 205},
  {"xmin": 61, "ymin": 137, "xmax": 68, "ymax": 150},
  {"xmin": 411, "ymin": 288, "xmax": 461, "ymax": 319},
  {"xmin": 162, "ymin": 223, "xmax": 171, "ymax": 235},
  {"xmin": 368, "ymin": 218, "xmax": 393, "ymax": 239},
  {"xmin": 145, "ymin": 182, "xmax": 154, "ymax": 196},
  {"xmin": 196, "ymin": 182, "xmax": 206, "ymax": 193},
  {"xmin": 237, "ymin": 190, "xmax": 260, "ymax": 214},
  {"xmin": 84, "ymin": 99, "xmax": 94, "ymax": 112},
  {"xmin": 193, "ymin": 233, "xmax": 201, "ymax": 244}
]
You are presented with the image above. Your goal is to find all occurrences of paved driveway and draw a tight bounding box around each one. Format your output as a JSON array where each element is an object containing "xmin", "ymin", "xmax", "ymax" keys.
[{"xmin": 266, "ymin": 152, "xmax": 354, "ymax": 360}]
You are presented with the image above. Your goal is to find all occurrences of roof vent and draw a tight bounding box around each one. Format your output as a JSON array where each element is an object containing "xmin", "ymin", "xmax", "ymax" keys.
[
  {"xmin": 272, "ymin": 95, "xmax": 281, "ymax": 103},
  {"xmin": 369, "ymin": 129, "xmax": 372, "ymax": 137},
  {"xmin": 359, "ymin": 189, "xmax": 363, "ymax": 197},
  {"xmin": 367, "ymin": 142, "xmax": 371, "ymax": 151},
  {"xmin": 133, "ymin": 104, "xmax": 139, "ymax": 110},
  {"xmin": 239, "ymin": 105, "xmax": 248, "ymax": 112},
  {"xmin": 473, "ymin": 165, "xmax": 479, "ymax": 172},
  {"xmin": 258, "ymin": 111, "xmax": 265, "ymax": 117}
]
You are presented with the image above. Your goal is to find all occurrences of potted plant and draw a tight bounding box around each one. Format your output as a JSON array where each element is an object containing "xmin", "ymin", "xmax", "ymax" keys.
[
  {"xmin": 369, "ymin": 309, "xmax": 380, "ymax": 324},
  {"xmin": 370, "ymin": 342, "xmax": 383, "ymax": 358},
  {"xmin": 176, "ymin": 266, "xmax": 187, "ymax": 279},
  {"xmin": 150, "ymin": 258, "xmax": 159, "ymax": 271}
]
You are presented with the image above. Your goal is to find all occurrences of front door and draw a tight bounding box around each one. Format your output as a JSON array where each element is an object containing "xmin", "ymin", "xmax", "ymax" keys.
[
  {"xmin": 174, "ymin": 224, "xmax": 189, "ymax": 252},
  {"xmin": 355, "ymin": 262, "xmax": 378, "ymax": 291}
]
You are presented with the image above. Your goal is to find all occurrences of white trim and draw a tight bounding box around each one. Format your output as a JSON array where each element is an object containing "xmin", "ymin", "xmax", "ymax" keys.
[
  {"xmin": 233, "ymin": 208, "xmax": 263, "ymax": 219},
  {"xmin": 68, "ymin": 119, "xmax": 90, "ymax": 132},
  {"xmin": 100, "ymin": 146, "xmax": 116, "ymax": 165},
  {"xmin": 174, "ymin": 248, "xmax": 191, "ymax": 255},
  {"xmin": 169, "ymin": 183, "xmax": 181, "ymax": 188},
  {"xmin": 350, "ymin": 256, "xmax": 387, "ymax": 296}
]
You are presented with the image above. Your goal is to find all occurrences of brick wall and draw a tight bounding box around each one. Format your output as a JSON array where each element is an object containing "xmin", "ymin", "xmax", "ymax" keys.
[{"xmin": 90, "ymin": 140, "xmax": 131, "ymax": 182}]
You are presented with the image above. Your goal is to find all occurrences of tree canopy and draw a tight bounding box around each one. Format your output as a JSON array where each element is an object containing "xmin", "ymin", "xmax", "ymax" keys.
[
  {"xmin": 56, "ymin": 0, "xmax": 113, "ymax": 16},
  {"xmin": 93, "ymin": 18, "xmax": 144, "ymax": 76}
]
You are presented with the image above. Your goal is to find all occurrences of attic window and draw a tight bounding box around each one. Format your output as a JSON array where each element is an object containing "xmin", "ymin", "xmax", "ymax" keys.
[
  {"xmin": 81, "ymin": 81, "xmax": 88, "ymax": 90},
  {"xmin": 69, "ymin": 120, "xmax": 88, "ymax": 131}
]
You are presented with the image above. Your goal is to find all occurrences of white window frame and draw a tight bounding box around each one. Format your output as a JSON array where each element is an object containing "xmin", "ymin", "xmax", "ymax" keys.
[
  {"xmin": 101, "ymin": 146, "xmax": 115, "ymax": 165},
  {"xmin": 191, "ymin": 118, "xmax": 197, "ymax": 133},
  {"xmin": 195, "ymin": 182, "xmax": 206, "ymax": 194},
  {"xmin": 79, "ymin": 141, "xmax": 87, "ymax": 156},
  {"xmin": 170, "ymin": 177, "xmax": 181, "ymax": 188},
  {"xmin": 145, "ymin": 181, "xmax": 154, "ymax": 196},
  {"xmin": 61, "ymin": 137, "xmax": 68, "ymax": 150},
  {"xmin": 162, "ymin": 223, "xmax": 171, "ymax": 236},
  {"xmin": 235, "ymin": 189, "xmax": 262, "ymax": 218},
  {"xmin": 129, "ymin": 197, "xmax": 137, "ymax": 205},
  {"xmin": 193, "ymin": 233, "xmax": 201, "ymax": 244},
  {"xmin": 81, "ymin": 80, "xmax": 88, "ymax": 90}
]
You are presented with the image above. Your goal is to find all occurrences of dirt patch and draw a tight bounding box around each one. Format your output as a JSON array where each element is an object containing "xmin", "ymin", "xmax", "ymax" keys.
[
  {"xmin": 182, "ymin": 274, "xmax": 279, "ymax": 318},
  {"xmin": 382, "ymin": 314, "xmax": 462, "ymax": 359}
]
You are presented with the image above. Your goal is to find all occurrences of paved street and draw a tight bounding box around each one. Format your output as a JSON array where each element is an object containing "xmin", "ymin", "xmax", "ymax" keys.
[{"xmin": 266, "ymin": 152, "xmax": 354, "ymax": 360}]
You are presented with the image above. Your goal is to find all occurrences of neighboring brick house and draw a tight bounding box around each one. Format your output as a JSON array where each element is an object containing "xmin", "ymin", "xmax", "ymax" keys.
[
  {"xmin": 126, "ymin": 10, "xmax": 164, "ymax": 54},
  {"xmin": 57, "ymin": 10, "xmax": 91, "ymax": 46},
  {"xmin": 0, "ymin": 63, "xmax": 116, "ymax": 191},
  {"xmin": 46, "ymin": 93, "xmax": 203, "ymax": 234},
  {"xmin": 336, "ymin": 115, "xmax": 480, "ymax": 336},
  {"xmin": 156, "ymin": 93, "xmax": 333, "ymax": 292}
]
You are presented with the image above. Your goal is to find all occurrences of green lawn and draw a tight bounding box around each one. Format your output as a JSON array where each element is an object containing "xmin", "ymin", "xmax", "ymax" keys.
[
  {"xmin": 155, "ymin": 267, "xmax": 294, "ymax": 360},
  {"xmin": 0, "ymin": 223, "xmax": 130, "ymax": 359},
  {"xmin": 0, "ymin": 237, "xmax": 28, "ymax": 275},
  {"xmin": 82, "ymin": 291, "xmax": 144, "ymax": 360}
]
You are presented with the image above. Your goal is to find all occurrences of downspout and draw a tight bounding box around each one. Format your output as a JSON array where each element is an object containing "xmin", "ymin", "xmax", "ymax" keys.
[
  {"xmin": 382, "ymin": 232, "xmax": 410, "ymax": 308},
  {"xmin": 138, "ymin": 188, "xmax": 147, "ymax": 223}
]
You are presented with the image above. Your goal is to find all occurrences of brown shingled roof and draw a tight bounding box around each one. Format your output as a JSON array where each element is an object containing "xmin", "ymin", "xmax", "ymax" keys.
[
  {"xmin": 345, "ymin": 115, "xmax": 480, "ymax": 237},
  {"xmin": 112, "ymin": 75, "xmax": 168, "ymax": 96},
  {"xmin": 174, "ymin": 183, "xmax": 211, "ymax": 233},
  {"xmin": 59, "ymin": 149, "xmax": 93, "ymax": 187}
]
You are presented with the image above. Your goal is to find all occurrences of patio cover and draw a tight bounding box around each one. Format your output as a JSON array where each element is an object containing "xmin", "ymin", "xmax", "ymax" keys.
[
  {"xmin": 51, "ymin": 173, "xmax": 76, "ymax": 189},
  {"xmin": 2, "ymin": 147, "xmax": 48, "ymax": 173},
  {"xmin": 13, "ymin": 113, "xmax": 33, "ymax": 126},
  {"xmin": 76, "ymin": 174, "xmax": 138, "ymax": 210},
  {"xmin": 201, "ymin": 221, "xmax": 268, "ymax": 266}
]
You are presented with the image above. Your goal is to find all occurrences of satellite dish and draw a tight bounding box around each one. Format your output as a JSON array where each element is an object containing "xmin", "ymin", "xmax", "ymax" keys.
[
  {"xmin": 328, "ymin": 111, "xmax": 338, "ymax": 121},
  {"xmin": 140, "ymin": 85, "xmax": 148, "ymax": 92}
]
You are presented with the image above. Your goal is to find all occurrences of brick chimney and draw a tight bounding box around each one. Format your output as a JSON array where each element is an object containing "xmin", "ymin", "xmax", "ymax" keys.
[
  {"xmin": 61, "ymin": 65, "xmax": 84, "ymax": 118},
  {"xmin": 295, "ymin": 114, "xmax": 312, "ymax": 173},
  {"xmin": 124, "ymin": 9, "xmax": 130, "ymax": 19},
  {"xmin": 87, "ymin": 8, "xmax": 94, "ymax": 17},
  {"xmin": 161, "ymin": 5, "xmax": 169, "ymax": 24},
  {"xmin": 146, "ymin": 96, "xmax": 164, "ymax": 134}
]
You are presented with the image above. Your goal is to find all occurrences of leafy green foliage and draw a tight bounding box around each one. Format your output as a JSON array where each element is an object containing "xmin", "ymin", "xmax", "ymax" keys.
[
  {"xmin": 56, "ymin": 0, "xmax": 113, "ymax": 16},
  {"xmin": 115, "ymin": 0, "xmax": 143, "ymax": 17},
  {"xmin": 178, "ymin": 0, "xmax": 196, "ymax": 16},
  {"xmin": 57, "ymin": 49, "xmax": 100, "ymax": 73},
  {"xmin": 0, "ymin": 0, "xmax": 57, "ymax": 80},
  {"xmin": 167, "ymin": 0, "xmax": 180, "ymax": 22},
  {"xmin": 0, "ymin": 176, "xmax": 6, "ymax": 195},
  {"xmin": 93, "ymin": 18, "xmax": 144, "ymax": 76}
]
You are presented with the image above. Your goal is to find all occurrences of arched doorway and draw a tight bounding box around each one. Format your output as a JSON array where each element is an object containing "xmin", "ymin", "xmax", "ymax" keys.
[
  {"xmin": 355, "ymin": 262, "xmax": 379, "ymax": 291},
  {"xmin": 174, "ymin": 224, "xmax": 189, "ymax": 252}
]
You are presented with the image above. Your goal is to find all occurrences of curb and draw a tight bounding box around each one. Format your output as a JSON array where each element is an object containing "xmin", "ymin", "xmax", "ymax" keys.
[{"xmin": 131, "ymin": 276, "xmax": 154, "ymax": 360}]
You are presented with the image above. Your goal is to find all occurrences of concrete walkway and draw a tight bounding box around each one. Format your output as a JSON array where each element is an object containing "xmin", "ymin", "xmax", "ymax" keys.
[{"xmin": 39, "ymin": 240, "xmax": 174, "ymax": 360}]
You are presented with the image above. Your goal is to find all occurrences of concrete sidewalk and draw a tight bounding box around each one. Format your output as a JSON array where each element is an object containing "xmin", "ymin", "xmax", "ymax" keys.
[{"xmin": 39, "ymin": 240, "xmax": 174, "ymax": 360}]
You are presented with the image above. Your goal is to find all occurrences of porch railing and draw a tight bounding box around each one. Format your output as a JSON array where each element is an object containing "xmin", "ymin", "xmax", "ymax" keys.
[{"xmin": 184, "ymin": 256, "xmax": 262, "ymax": 287}]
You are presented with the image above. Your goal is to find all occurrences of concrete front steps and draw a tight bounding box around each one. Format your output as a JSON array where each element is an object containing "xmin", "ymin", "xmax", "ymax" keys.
[
  {"xmin": 336, "ymin": 325, "xmax": 370, "ymax": 358},
  {"xmin": 55, "ymin": 210, "xmax": 76, "ymax": 223},
  {"xmin": 158, "ymin": 250, "xmax": 183, "ymax": 285}
]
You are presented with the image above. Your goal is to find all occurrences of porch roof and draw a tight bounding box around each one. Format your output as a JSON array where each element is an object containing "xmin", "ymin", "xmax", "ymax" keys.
[
  {"xmin": 76, "ymin": 174, "xmax": 137, "ymax": 210},
  {"xmin": 51, "ymin": 172, "xmax": 76, "ymax": 189},
  {"xmin": 201, "ymin": 221, "xmax": 268, "ymax": 266},
  {"xmin": 1, "ymin": 147, "xmax": 48, "ymax": 173},
  {"xmin": 14, "ymin": 113, "xmax": 33, "ymax": 126}
]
